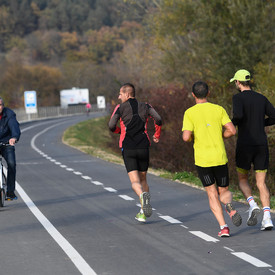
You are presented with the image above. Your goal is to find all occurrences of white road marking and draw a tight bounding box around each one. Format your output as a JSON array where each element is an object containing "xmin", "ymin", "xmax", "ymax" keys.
[
  {"xmin": 26, "ymin": 120, "xmax": 273, "ymax": 273},
  {"xmin": 16, "ymin": 182, "xmax": 97, "ymax": 275},
  {"xmin": 104, "ymin": 187, "xmax": 117, "ymax": 193},
  {"xmin": 159, "ymin": 216, "xmax": 182, "ymax": 224},
  {"xmin": 224, "ymin": 246, "xmax": 235, "ymax": 252},
  {"xmin": 189, "ymin": 231, "xmax": 219, "ymax": 243},
  {"xmin": 119, "ymin": 195, "xmax": 135, "ymax": 201},
  {"xmin": 180, "ymin": 224, "xmax": 188, "ymax": 229},
  {"xmin": 74, "ymin": 171, "xmax": 82, "ymax": 175},
  {"xmin": 29, "ymin": 121, "xmax": 98, "ymax": 275},
  {"xmin": 92, "ymin": 181, "xmax": 103, "ymax": 186},
  {"xmin": 82, "ymin": 176, "xmax": 92, "ymax": 180},
  {"xmin": 231, "ymin": 252, "xmax": 272, "ymax": 267}
]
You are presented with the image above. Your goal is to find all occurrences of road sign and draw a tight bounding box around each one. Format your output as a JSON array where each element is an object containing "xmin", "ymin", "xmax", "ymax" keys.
[
  {"xmin": 97, "ymin": 96, "xmax": 106, "ymax": 109},
  {"xmin": 24, "ymin": 91, "xmax": 37, "ymax": 114}
]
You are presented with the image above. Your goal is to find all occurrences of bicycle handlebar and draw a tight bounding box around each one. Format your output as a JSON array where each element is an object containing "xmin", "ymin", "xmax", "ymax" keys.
[{"xmin": 0, "ymin": 141, "xmax": 12, "ymax": 147}]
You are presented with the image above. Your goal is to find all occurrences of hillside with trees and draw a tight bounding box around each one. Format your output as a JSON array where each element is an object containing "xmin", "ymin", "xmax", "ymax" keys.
[{"xmin": 0, "ymin": 0, "xmax": 274, "ymax": 193}]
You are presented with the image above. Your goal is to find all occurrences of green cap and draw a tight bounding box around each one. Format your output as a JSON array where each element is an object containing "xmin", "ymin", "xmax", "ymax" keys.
[{"xmin": 230, "ymin": 69, "xmax": 251, "ymax": 82}]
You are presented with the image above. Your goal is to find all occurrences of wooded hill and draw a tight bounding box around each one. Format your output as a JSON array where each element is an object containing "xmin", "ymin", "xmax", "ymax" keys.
[{"xmin": 0, "ymin": 0, "xmax": 274, "ymax": 192}]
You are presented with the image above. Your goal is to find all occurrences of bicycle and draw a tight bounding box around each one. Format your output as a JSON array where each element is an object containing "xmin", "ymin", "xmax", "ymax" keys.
[{"xmin": 0, "ymin": 142, "xmax": 8, "ymax": 207}]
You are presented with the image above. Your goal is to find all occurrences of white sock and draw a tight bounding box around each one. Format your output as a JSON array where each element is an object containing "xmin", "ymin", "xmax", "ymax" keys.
[
  {"xmin": 220, "ymin": 224, "xmax": 228, "ymax": 229},
  {"xmin": 263, "ymin": 207, "xmax": 271, "ymax": 219},
  {"xmin": 247, "ymin": 196, "xmax": 257, "ymax": 207},
  {"xmin": 140, "ymin": 209, "xmax": 144, "ymax": 214}
]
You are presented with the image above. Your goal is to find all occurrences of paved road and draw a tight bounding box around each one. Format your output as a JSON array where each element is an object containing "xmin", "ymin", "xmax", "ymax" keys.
[{"xmin": 0, "ymin": 113, "xmax": 274, "ymax": 275}]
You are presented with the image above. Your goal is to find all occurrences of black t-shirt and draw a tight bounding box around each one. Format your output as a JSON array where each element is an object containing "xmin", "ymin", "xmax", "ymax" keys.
[{"xmin": 232, "ymin": 90, "xmax": 275, "ymax": 146}]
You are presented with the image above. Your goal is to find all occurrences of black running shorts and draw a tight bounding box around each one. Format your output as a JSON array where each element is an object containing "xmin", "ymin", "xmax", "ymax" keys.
[
  {"xmin": 236, "ymin": 145, "xmax": 269, "ymax": 171},
  {"xmin": 196, "ymin": 164, "xmax": 229, "ymax": 187},
  {"xmin": 122, "ymin": 148, "xmax": 149, "ymax": 173}
]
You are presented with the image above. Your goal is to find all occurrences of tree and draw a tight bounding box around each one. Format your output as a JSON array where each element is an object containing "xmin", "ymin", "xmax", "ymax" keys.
[{"xmin": 151, "ymin": 0, "xmax": 275, "ymax": 99}]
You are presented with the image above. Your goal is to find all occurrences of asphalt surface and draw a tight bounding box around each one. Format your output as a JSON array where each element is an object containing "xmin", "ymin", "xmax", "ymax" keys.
[{"xmin": 0, "ymin": 113, "xmax": 274, "ymax": 275}]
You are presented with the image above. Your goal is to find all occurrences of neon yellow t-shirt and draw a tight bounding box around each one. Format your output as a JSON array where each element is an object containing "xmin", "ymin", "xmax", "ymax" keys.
[{"xmin": 182, "ymin": 102, "xmax": 231, "ymax": 167}]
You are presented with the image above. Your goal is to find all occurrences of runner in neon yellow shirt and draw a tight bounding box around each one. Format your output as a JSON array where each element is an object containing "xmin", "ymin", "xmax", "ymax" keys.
[{"xmin": 182, "ymin": 81, "xmax": 241, "ymax": 237}]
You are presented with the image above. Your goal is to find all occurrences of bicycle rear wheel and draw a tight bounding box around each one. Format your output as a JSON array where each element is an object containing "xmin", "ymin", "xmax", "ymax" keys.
[{"xmin": 0, "ymin": 188, "xmax": 5, "ymax": 207}]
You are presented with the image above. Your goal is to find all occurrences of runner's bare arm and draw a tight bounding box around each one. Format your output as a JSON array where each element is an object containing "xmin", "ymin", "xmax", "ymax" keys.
[
  {"xmin": 182, "ymin": 130, "xmax": 193, "ymax": 142},
  {"xmin": 223, "ymin": 122, "xmax": 236, "ymax": 138}
]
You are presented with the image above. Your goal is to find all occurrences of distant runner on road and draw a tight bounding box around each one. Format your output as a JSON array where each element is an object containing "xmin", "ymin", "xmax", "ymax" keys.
[
  {"xmin": 230, "ymin": 69, "xmax": 275, "ymax": 231},
  {"xmin": 182, "ymin": 81, "xmax": 242, "ymax": 237},
  {"xmin": 109, "ymin": 83, "xmax": 162, "ymax": 222}
]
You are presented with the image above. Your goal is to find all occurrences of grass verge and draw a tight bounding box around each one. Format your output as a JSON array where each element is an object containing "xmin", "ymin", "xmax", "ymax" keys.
[{"xmin": 63, "ymin": 116, "xmax": 274, "ymax": 211}]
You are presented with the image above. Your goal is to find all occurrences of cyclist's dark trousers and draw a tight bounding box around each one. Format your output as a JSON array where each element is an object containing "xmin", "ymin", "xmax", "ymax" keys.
[{"xmin": 1, "ymin": 146, "xmax": 16, "ymax": 192}]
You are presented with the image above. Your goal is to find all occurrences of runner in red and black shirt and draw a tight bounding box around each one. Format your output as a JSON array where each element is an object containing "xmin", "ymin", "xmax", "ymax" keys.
[{"xmin": 109, "ymin": 83, "xmax": 162, "ymax": 222}]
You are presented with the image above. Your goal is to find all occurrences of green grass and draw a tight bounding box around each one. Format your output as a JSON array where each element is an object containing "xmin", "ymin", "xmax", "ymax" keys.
[{"xmin": 63, "ymin": 116, "xmax": 274, "ymax": 211}]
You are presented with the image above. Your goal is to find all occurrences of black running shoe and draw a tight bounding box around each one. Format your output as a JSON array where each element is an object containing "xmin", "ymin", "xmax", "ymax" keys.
[{"xmin": 6, "ymin": 191, "xmax": 18, "ymax": 201}]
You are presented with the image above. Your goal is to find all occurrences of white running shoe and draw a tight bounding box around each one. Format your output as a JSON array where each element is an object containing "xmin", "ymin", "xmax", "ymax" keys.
[
  {"xmin": 261, "ymin": 218, "xmax": 273, "ymax": 231},
  {"xmin": 247, "ymin": 205, "xmax": 260, "ymax": 226}
]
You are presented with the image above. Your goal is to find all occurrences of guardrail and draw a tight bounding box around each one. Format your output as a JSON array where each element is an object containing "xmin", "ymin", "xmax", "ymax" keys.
[{"xmin": 14, "ymin": 104, "xmax": 104, "ymax": 123}]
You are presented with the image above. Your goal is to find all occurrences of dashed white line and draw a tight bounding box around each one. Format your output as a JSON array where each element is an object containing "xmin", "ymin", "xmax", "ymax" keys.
[
  {"xmin": 180, "ymin": 224, "xmax": 188, "ymax": 229},
  {"xmin": 231, "ymin": 252, "xmax": 272, "ymax": 267},
  {"xmin": 119, "ymin": 195, "xmax": 135, "ymax": 201},
  {"xmin": 82, "ymin": 176, "xmax": 92, "ymax": 180},
  {"xmin": 189, "ymin": 231, "xmax": 219, "ymax": 243},
  {"xmin": 104, "ymin": 187, "xmax": 117, "ymax": 193},
  {"xmin": 224, "ymin": 246, "xmax": 235, "ymax": 252},
  {"xmin": 92, "ymin": 181, "xmax": 103, "ymax": 186},
  {"xmin": 159, "ymin": 216, "xmax": 182, "ymax": 224},
  {"xmin": 66, "ymin": 168, "xmax": 74, "ymax": 171},
  {"xmin": 73, "ymin": 171, "xmax": 82, "ymax": 175}
]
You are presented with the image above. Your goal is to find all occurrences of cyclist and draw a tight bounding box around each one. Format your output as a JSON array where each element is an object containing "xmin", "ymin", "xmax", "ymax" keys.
[
  {"xmin": 109, "ymin": 83, "xmax": 162, "ymax": 222},
  {"xmin": 0, "ymin": 97, "xmax": 21, "ymax": 200}
]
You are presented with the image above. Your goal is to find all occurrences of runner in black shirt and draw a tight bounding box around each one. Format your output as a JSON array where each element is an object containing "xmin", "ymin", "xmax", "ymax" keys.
[
  {"xmin": 230, "ymin": 69, "xmax": 275, "ymax": 231},
  {"xmin": 109, "ymin": 83, "xmax": 162, "ymax": 222}
]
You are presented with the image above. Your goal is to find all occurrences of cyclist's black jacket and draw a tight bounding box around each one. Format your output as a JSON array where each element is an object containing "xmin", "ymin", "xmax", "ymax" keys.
[
  {"xmin": 232, "ymin": 90, "xmax": 275, "ymax": 146},
  {"xmin": 0, "ymin": 107, "xmax": 21, "ymax": 143}
]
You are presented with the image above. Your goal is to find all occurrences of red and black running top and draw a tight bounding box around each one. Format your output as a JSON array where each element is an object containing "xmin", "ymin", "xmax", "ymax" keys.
[{"xmin": 109, "ymin": 98, "xmax": 162, "ymax": 149}]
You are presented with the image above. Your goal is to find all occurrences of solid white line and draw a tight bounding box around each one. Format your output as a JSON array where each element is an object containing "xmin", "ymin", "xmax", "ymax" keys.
[
  {"xmin": 269, "ymin": 269, "xmax": 275, "ymax": 273},
  {"xmin": 159, "ymin": 216, "xmax": 182, "ymax": 224},
  {"xmin": 104, "ymin": 187, "xmax": 117, "ymax": 193},
  {"xmin": 16, "ymin": 182, "xmax": 97, "ymax": 275},
  {"xmin": 231, "ymin": 252, "xmax": 272, "ymax": 267},
  {"xmin": 119, "ymin": 195, "xmax": 135, "ymax": 201},
  {"xmin": 189, "ymin": 231, "xmax": 219, "ymax": 243}
]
